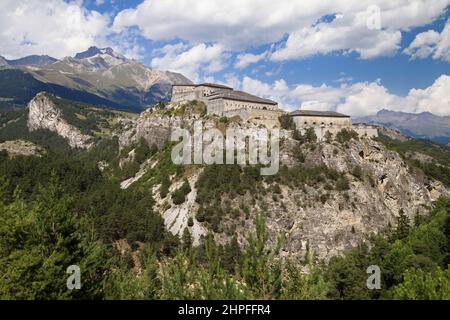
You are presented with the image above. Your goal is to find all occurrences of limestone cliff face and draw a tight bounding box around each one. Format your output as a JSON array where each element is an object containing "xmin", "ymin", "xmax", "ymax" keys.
[
  {"xmin": 27, "ymin": 92, "xmax": 94, "ymax": 149},
  {"xmin": 113, "ymin": 105, "xmax": 448, "ymax": 261},
  {"xmin": 115, "ymin": 102, "xmax": 206, "ymax": 149}
]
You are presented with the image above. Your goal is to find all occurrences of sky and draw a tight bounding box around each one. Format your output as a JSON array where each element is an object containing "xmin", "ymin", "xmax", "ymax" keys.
[{"xmin": 0, "ymin": 0, "xmax": 449, "ymax": 116}]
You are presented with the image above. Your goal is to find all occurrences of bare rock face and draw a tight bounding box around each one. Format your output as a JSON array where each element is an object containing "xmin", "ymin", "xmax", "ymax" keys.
[
  {"xmin": 115, "ymin": 102, "xmax": 206, "ymax": 149},
  {"xmin": 210, "ymin": 135, "xmax": 449, "ymax": 261},
  {"xmin": 27, "ymin": 92, "xmax": 94, "ymax": 149},
  {"xmin": 110, "ymin": 104, "xmax": 449, "ymax": 261}
]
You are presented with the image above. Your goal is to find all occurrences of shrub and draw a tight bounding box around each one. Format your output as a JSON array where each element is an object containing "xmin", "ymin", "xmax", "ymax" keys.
[
  {"xmin": 324, "ymin": 131, "xmax": 333, "ymax": 143},
  {"xmin": 336, "ymin": 176, "xmax": 350, "ymax": 191},
  {"xmin": 279, "ymin": 114, "xmax": 295, "ymax": 130},
  {"xmin": 352, "ymin": 166, "xmax": 363, "ymax": 180},
  {"xmin": 172, "ymin": 179, "xmax": 191, "ymax": 205},
  {"xmin": 336, "ymin": 128, "xmax": 359, "ymax": 144}
]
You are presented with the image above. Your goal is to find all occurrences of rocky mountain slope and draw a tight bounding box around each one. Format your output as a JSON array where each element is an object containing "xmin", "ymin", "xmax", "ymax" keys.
[
  {"xmin": 0, "ymin": 47, "xmax": 192, "ymax": 111},
  {"xmin": 355, "ymin": 109, "xmax": 450, "ymax": 145},
  {"xmin": 3, "ymin": 93, "xmax": 449, "ymax": 262},
  {"xmin": 23, "ymin": 92, "xmax": 137, "ymax": 149},
  {"xmin": 109, "ymin": 101, "xmax": 450, "ymax": 260},
  {"xmin": 27, "ymin": 93, "xmax": 95, "ymax": 149}
]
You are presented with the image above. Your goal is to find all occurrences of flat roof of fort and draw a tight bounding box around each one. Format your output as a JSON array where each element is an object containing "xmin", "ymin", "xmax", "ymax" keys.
[
  {"xmin": 290, "ymin": 110, "xmax": 350, "ymax": 118},
  {"xmin": 208, "ymin": 90, "xmax": 278, "ymax": 105},
  {"xmin": 173, "ymin": 83, "xmax": 233, "ymax": 90}
]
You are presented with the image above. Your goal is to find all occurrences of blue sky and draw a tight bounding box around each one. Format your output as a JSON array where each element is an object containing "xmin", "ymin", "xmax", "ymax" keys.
[{"xmin": 0, "ymin": 0, "xmax": 449, "ymax": 116}]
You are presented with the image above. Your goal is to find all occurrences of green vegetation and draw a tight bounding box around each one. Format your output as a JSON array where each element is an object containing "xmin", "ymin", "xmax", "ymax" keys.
[
  {"xmin": 0, "ymin": 134, "xmax": 449, "ymax": 299},
  {"xmin": 116, "ymin": 138, "xmax": 158, "ymax": 180},
  {"xmin": 336, "ymin": 128, "xmax": 359, "ymax": 144},
  {"xmin": 151, "ymin": 100, "xmax": 207, "ymax": 118},
  {"xmin": 0, "ymin": 100, "xmax": 449, "ymax": 300},
  {"xmin": 172, "ymin": 179, "xmax": 191, "ymax": 205},
  {"xmin": 376, "ymin": 134, "xmax": 450, "ymax": 187},
  {"xmin": 323, "ymin": 197, "xmax": 450, "ymax": 299},
  {"xmin": 279, "ymin": 114, "xmax": 295, "ymax": 130},
  {"xmin": 44, "ymin": 94, "xmax": 137, "ymax": 137},
  {"xmin": 293, "ymin": 127, "xmax": 317, "ymax": 144},
  {"xmin": 0, "ymin": 69, "xmax": 123, "ymax": 109}
]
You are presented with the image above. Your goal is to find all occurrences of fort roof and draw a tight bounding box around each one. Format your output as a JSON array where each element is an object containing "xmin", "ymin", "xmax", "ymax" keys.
[
  {"xmin": 195, "ymin": 83, "xmax": 233, "ymax": 90},
  {"xmin": 290, "ymin": 110, "xmax": 350, "ymax": 118},
  {"xmin": 173, "ymin": 82, "xmax": 233, "ymax": 89},
  {"xmin": 172, "ymin": 83, "xmax": 196, "ymax": 87},
  {"xmin": 208, "ymin": 90, "xmax": 278, "ymax": 105}
]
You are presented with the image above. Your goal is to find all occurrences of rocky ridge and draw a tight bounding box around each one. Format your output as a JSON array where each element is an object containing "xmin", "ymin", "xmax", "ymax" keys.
[
  {"xmin": 19, "ymin": 95, "xmax": 449, "ymax": 261},
  {"xmin": 109, "ymin": 103, "xmax": 449, "ymax": 261},
  {"xmin": 27, "ymin": 93, "xmax": 95, "ymax": 149}
]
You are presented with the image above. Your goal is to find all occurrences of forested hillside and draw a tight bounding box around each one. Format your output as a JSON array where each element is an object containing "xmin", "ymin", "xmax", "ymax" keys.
[{"xmin": 0, "ymin": 97, "xmax": 448, "ymax": 299}]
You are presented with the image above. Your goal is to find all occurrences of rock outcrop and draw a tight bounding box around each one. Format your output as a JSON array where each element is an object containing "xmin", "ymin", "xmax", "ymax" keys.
[
  {"xmin": 62, "ymin": 99, "xmax": 449, "ymax": 261},
  {"xmin": 27, "ymin": 92, "xmax": 95, "ymax": 149}
]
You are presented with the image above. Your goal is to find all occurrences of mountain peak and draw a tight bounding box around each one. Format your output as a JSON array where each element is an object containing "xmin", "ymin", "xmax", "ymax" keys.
[
  {"xmin": 74, "ymin": 46, "xmax": 124, "ymax": 60},
  {"xmin": 377, "ymin": 109, "xmax": 396, "ymax": 115}
]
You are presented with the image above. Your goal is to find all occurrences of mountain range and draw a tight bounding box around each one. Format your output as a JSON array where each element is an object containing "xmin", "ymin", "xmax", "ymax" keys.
[
  {"xmin": 355, "ymin": 109, "xmax": 450, "ymax": 145},
  {"xmin": 0, "ymin": 47, "xmax": 192, "ymax": 111}
]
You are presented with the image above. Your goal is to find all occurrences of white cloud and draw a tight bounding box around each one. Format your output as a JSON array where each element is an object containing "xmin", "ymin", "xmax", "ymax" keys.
[
  {"xmin": 240, "ymin": 75, "xmax": 450, "ymax": 117},
  {"xmin": 0, "ymin": 0, "xmax": 110, "ymax": 59},
  {"xmin": 404, "ymin": 18, "xmax": 450, "ymax": 62},
  {"xmin": 404, "ymin": 74, "xmax": 450, "ymax": 115},
  {"xmin": 235, "ymin": 51, "xmax": 268, "ymax": 69},
  {"xmin": 271, "ymin": 15, "xmax": 402, "ymax": 60},
  {"xmin": 336, "ymin": 81, "xmax": 401, "ymax": 116},
  {"xmin": 150, "ymin": 43, "xmax": 230, "ymax": 82},
  {"xmin": 113, "ymin": 0, "xmax": 450, "ymax": 60}
]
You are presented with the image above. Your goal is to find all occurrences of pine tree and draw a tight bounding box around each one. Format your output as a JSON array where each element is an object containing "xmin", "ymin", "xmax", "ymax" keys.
[
  {"xmin": 242, "ymin": 213, "xmax": 284, "ymax": 299},
  {"xmin": 182, "ymin": 227, "xmax": 192, "ymax": 251},
  {"xmin": 394, "ymin": 209, "xmax": 410, "ymax": 240},
  {"xmin": 0, "ymin": 175, "xmax": 110, "ymax": 299}
]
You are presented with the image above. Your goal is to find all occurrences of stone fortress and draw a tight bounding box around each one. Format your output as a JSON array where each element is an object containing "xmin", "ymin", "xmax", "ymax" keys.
[
  {"xmin": 171, "ymin": 83, "xmax": 378, "ymax": 138},
  {"xmin": 289, "ymin": 110, "xmax": 378, "ymax": 140},
  {"xmin": 171, "ymin": 83, "xmax": 282, "ymax": 128}
]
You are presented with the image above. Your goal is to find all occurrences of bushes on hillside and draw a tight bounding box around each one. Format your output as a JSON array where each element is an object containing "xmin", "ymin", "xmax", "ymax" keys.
[
  {"xmin": 279, "ymin": 114, "xmax": 295, "ymax": 130},
  {"xmin": 336, "ymin": 128, "xmax": 359, "ymax": 144},
  {"xmin": 172, "ymin": 179, "xmax": 191, "ymax": 205}
]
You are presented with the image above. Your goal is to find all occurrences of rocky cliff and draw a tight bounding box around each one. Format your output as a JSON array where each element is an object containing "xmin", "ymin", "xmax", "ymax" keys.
[
  {"xmin": 111, "ymin": 104, "xmax": 449, "ymax": 261},
  {"xmin": 27, "ymin": 92, "xmax": 95, "ymax": 149},
  {"xmin": 19, "ymin": 96, "xmax": 449, "ymax": 261}
]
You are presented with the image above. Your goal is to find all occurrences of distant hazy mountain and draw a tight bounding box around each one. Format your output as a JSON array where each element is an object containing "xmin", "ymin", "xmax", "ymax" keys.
[
  {"xmin": 0, "ymin": 54, "xmax": 58, "ymax": 66},
  {"xmin": 0, "ymin": 47, "xmax": 192, "ymax": 111},
  {"xmin": 0, "ymin": 56, "xmax": 8, "ymax": 67},
  {"xmin": 8, "ymin": 55, "xmax": 58, "ymax": 66},
  {"xmin": 355, "ymin": 109, "xmax": 450, "ymax": 145}
]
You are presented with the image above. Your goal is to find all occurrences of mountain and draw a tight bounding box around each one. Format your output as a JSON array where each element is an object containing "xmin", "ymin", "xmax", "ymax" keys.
[
  {"xmin": 0, "ymin": 92, "xmax": 449, "ymax": 299},
  {"xmin": 0, "ymin": 47, "xmax": 192, "ymax": 111},
  {"xmin": 0, "ymin": 56, "xmax": 8, "ymax": 67},
  {"xmin": 74, "ymin": 46, "xmax": 120, "ymax": 60},
  {"xmin": 3, "ymin": 92, "xmax": 447, "ymax": 261},
  {"xmin": 7, "ymin": 55, "xmax": 58, "ymax": 66},
  {"xmin": 355, "ymin": 109, "xmax": 450, "ymax": 145},
  {"xmin": 0, "ymin": 54, "xmax": 58, "ymax": 66},
  {"xmin": 0, "ymin": 69, "xmax": 125, "ymax": 109}
]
